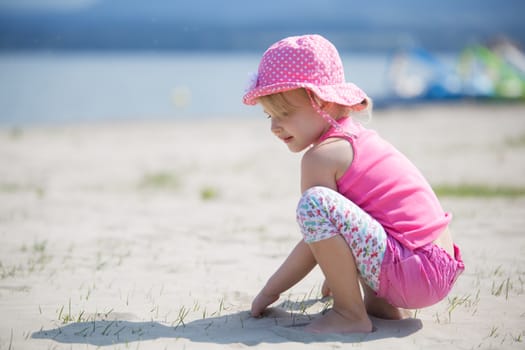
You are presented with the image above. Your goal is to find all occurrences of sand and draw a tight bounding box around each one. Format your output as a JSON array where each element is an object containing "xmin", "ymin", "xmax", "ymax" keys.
[{"xmin": 0, "ymin": 103, "xmax": 524, "ymax": 349}]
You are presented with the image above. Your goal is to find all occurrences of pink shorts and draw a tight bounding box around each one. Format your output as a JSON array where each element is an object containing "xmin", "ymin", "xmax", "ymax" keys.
[{"xmin": 377, "ymin": 235, "xmax": 465, "ymax": 309}]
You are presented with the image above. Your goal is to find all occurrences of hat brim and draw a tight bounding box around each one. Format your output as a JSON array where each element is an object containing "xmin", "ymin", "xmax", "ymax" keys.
[{"xmin": 243, "ymin": 82, "xmax": 367, "ymax": 107}]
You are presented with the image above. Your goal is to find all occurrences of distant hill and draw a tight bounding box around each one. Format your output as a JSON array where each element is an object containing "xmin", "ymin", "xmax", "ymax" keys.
[{"xmin": 1, "ymin": 0, "xmax": 524, "ymax": 52}]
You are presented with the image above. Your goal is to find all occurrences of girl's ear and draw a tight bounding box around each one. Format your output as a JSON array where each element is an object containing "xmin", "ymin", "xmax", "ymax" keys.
[{"xmin": 319, "ymin": 100, "xmax": 335, "ymax": 111}]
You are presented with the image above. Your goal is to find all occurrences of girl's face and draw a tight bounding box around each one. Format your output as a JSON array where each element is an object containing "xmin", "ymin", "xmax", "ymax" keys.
[{"xmin": 264, "ymin": 89, "xmax": 330, "ymax": 153}]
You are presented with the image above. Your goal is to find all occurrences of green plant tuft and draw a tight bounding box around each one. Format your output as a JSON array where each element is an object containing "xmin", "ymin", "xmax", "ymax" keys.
[
  {"xmin": 200, "ymin": 186, "xmax": 219, "ymax": 200},
  {"xmin": 139, "ymin": 172, "xmax": 181, "ymax": 190},
  {"xmin": 433, "ymin": 184, "xmax": 525, "ymax": 198}
]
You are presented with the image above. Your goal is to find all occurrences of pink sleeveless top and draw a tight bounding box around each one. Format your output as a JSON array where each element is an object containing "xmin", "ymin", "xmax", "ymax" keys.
[{"xmin": 318, "ymin": 117, "xmax": 451, "ymax": 250}]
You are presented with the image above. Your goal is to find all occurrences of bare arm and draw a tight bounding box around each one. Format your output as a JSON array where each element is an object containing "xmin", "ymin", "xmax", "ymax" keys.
[
  {"xmin": 251, "ymin": 240, "xmax": 316, "ymax": 317},
  {"xmin": 301, "ymin": 138, "xmax": 352, "ymax": 192},
  {"xmin": 251, "ymin": 138, "xmax": 353, "ymax": 317}
]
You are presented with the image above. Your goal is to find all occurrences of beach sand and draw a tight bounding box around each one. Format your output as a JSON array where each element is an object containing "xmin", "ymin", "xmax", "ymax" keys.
[{"xmin": 0, "ymin": 103, "xmax": 524, "ymax": 349}]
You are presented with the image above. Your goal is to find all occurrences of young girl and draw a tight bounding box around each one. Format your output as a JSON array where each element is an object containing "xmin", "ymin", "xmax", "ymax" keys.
[{"xmin": 242, "ymin": 34, "xmax": 464, "ymax": 334}]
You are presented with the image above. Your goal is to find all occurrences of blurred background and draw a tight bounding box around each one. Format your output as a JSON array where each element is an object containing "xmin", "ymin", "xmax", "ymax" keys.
[{"xmin": 1, "ymin": 0, "xmax": 524, "ymax": 125}]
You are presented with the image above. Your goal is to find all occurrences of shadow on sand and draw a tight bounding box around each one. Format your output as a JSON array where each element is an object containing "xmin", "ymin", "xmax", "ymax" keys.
[{"xmin": 32, "ymin": 306, "xmax": 423, "ymax": 346}]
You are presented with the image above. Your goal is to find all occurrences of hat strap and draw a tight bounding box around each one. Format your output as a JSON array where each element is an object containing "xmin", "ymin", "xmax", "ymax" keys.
[{"xmin": 306, "ymin": 90, "xmax": 356, "ymax": 139}]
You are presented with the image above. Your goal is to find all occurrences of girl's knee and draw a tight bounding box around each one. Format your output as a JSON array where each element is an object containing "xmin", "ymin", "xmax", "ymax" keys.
[
  {"xmin": 296, "ymin": 186, "xmax": 340, "ymax": 242},
  {"xmin": 297, "ymin": 186, "xmax": 336, "ymax": 210}
]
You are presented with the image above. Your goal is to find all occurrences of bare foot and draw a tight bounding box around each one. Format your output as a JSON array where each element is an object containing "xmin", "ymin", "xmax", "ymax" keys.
[
  {"xmin": 365, "ymin": 298, "xmax": 412, "ymax": 320},
  {"xmin": 305, "ymin": 308, "xmax": 373, "ymax": 334},
  {"xmin": 360, "ymin": 280, "xmax": 412, "ymax": 320}
]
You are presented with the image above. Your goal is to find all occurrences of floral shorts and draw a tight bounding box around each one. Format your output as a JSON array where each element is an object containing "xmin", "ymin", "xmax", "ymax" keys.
[{"xmin": 296, "ymin": 186, "xmax": 387, "ymax": 291}]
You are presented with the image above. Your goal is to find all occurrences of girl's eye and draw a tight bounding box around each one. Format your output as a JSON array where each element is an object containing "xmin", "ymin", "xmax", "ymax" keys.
[{"xmin": 266, "ymin": 112, "xmax": 288, "ymax": 120}]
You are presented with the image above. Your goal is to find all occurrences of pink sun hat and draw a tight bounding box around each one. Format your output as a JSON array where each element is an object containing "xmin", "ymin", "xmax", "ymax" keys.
[{"xmin": 242, "ymin": 34, "xmax": 368, "ymax": 106}]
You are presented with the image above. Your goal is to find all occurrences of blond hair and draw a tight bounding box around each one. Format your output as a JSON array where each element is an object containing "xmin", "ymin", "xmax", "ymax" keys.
[{"xmin": 258, "ymin": 88, "xmax": 369, "ymax": 120}]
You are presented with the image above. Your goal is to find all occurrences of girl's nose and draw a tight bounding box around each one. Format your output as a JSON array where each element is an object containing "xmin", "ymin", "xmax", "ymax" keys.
[{"xmin": 270, "ymin": 118, "xmax": 282, "ymax": 135}]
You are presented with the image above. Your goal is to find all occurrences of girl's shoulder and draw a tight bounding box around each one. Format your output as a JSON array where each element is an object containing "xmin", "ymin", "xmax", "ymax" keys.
[{"xmin": 301, "ymin": 138, "xmax": 354, "ymax": 190}]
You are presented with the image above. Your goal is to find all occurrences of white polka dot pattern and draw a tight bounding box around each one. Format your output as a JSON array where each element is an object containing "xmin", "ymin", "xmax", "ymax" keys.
[{"xmin": 242, "ymin": 34, "xmax": 367, "ymax": 108}]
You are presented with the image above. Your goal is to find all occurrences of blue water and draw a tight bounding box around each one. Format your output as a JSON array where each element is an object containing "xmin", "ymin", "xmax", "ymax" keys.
[{"xmin": 0, "ymin": 52, "xmax": 394, "ymax": 125}]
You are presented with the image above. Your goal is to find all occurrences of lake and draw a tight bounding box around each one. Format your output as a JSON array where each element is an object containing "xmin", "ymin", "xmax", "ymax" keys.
[{"xmin": 0, "ymin": 51, "xmax": 412, "ymax": 125}]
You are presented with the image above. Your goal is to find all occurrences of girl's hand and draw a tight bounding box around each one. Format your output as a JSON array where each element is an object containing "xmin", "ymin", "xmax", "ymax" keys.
[
  {"xmin": 321, "ymin": 279, "xmax": 332, "ymax": 297},
  {"xmin": 251, "ymin": 291, "xmax": 279, "ymax": 318}
]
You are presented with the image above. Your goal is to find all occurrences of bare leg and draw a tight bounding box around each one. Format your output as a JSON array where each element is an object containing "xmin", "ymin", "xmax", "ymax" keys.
[
  {"xmin": 360, "ymin": 279, "xmax": 412, "ymax": 320},
  {"xmin": 305, "ymin": 235, "xmax": 373, "ymax": 334}
]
